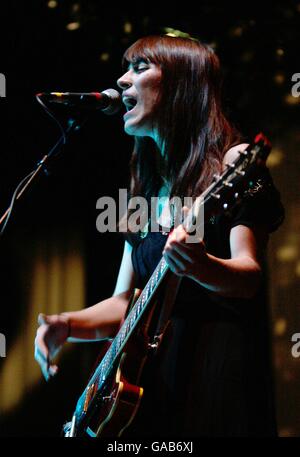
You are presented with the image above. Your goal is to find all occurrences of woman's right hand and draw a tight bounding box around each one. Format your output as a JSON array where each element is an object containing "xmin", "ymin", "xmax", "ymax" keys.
[{"xmin": 34, "ymin": 313, "xmax": 70, "ymax": 381}]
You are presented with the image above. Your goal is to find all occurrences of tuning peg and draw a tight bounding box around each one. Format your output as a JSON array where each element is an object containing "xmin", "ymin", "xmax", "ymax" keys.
[
  {"xmin": 225, "ymin": 162, "xmax": 235, "ymax": 168},
  {"xmin": 211, "ymin": 193, "xmax": 221, "ymax": 199},
  {"xmin": 223, "ymin": 181, "xmax": 233, "ymax": 188},
  {"xmin": 235, "ymin": 169, "xmax": 246, "ymax": 176}
]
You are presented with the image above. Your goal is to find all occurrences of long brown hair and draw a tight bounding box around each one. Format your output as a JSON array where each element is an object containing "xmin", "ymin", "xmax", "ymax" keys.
[{"xmin": 121, "ymin": 35, "xmax": 242, "ymax": 229}]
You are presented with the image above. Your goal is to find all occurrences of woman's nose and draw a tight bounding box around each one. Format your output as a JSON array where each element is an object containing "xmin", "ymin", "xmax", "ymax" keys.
[{"xmin": 117, "ymin": 72, "xmax": 132, "ymax": 90}]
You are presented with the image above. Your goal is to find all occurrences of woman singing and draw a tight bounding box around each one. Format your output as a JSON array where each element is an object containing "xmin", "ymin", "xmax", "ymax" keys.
[{"xmin": 34, "ymin": 35, "xmax": 284, "ymax": 436}]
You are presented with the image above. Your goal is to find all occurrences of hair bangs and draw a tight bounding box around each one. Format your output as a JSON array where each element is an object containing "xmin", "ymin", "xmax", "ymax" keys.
[{"xmin": 122, "ymin": 36, "xmax": 166, "ymax": 70}]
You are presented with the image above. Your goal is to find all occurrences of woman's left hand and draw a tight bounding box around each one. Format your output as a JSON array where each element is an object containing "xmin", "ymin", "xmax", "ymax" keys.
[{"xmin": 163, "ymin": 224, "xmax": 208, "ymax": 279}]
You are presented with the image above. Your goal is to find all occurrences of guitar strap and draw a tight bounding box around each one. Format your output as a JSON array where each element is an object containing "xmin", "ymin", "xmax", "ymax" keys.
[{"xmin": 148, "ymin": 273, "xmax": 182, "ymax": 353}]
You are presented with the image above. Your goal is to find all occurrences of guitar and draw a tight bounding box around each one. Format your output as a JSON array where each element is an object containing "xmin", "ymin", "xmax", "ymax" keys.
[{"xmin": 63, "ymin": 133, "xmax": 272, "ymax": 437}]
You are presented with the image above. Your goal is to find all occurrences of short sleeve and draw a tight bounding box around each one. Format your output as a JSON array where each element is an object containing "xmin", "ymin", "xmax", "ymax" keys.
[{"xmin": 229, "ymin": 167, "xmax": 285, "ymax": 233}]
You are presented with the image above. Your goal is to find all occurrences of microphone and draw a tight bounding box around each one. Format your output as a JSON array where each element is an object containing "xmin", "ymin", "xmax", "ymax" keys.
[{"xmin": 36, "ymin": 88, "xmax": 121, "ymax": 115}]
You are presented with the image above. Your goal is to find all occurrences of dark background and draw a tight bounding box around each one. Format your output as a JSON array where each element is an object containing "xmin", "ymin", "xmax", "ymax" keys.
[{"xmin": 0, "ymin": 0, "xmax": 299, "ymax": 437}]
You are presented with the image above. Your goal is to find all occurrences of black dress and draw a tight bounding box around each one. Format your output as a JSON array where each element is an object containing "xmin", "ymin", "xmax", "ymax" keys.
[{"xmin": 124, "ymin": 168, "xmax": 284, "ymax": 437}]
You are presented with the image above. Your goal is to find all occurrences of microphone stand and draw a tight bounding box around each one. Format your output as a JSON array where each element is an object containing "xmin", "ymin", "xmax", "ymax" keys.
[{"xmin": 0, "ymin": 117, "xmax": 83, "ymax": 236}]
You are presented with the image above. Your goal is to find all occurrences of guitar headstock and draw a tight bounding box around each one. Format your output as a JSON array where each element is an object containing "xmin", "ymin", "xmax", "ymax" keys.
[{"xmin": 185, "ymin": 133, "xmax": 272, "ymax": 233}]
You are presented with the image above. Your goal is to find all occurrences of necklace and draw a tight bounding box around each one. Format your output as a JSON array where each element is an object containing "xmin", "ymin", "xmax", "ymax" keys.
[{"xmin": 140, "ymin": 185, "xmax": 175, "ymax": 239}]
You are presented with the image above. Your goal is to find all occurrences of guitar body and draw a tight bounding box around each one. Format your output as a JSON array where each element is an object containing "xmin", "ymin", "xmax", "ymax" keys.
[{"xmin": 79, "ymin": 352, "xmax": 144, "ymax": 437}]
